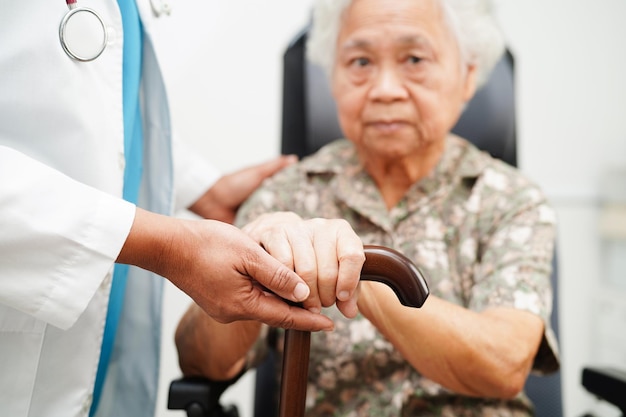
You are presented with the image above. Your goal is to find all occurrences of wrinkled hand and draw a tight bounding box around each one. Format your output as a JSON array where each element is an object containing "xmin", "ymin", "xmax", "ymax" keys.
[
  {"xmin": 189, "ymin": 155, "xmax": 297, "ymax": 223},
  {"xmin": 242, "ymin": 212, "xmax": 365, "ymax": 318},
  {"xmin": 118, "ymin": 209, "xmax": 334, "ymax": 331}
]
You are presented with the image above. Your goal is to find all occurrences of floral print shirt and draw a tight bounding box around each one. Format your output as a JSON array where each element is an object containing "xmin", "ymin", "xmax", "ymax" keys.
[{"xmin": 236, "ymin": 135, "xmax": 559, "ymax": 417}]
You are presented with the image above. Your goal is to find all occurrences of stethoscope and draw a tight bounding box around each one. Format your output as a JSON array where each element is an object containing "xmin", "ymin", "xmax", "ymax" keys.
[{"xmin": 59, "ymin": 0, "xmax": 171, "ymax": 62}]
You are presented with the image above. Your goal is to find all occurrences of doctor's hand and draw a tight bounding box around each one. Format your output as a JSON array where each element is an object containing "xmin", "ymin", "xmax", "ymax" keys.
[
  {"xmin": 242, "ymin": 212, "xmax": 365, "ymax": 319},
  {"xmin": 117, "ymin": 208, "xmax": 333, "ymax": 331},
  {"xmin": 173, "ymin": 212, "xmax": 363, "ymax": 381},
  {"xmin": 188, "ymin": 155, "xmax": 298, "ymax": 224}
]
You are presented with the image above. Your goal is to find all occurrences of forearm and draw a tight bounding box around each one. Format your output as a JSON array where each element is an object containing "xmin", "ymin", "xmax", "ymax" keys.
[
  {"xmin": 175, "ymin": 303, "xmax": 262, "ymax": 380},
  {"xmin": 359, "ymin": 284, "xmax": 543, "ymax": 398}
]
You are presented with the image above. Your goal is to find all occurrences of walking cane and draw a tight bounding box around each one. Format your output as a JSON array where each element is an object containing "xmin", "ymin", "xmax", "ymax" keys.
[{"xmin": 278, "ymin": 245, "xmax": 430, "ymax": 417}]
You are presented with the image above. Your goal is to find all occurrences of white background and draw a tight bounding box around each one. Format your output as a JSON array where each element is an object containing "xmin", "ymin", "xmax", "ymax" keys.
[{"xmin": 150, "ymin": 2, "xmax": 626, "ymax": 417}]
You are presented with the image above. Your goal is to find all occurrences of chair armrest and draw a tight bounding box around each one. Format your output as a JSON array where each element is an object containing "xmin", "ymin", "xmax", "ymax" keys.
[
  {"xmin": 581, "ymin": 366, "xmax": 626, "ymax": 414},
  {"xmin": 167, "ymin": 375, "xmax": 241, "ymax": 417}
]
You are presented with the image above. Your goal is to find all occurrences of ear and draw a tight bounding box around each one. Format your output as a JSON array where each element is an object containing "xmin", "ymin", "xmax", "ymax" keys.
[{"xmin": 462, "ymin": 63, "xmax": 478, "ymax": 102}]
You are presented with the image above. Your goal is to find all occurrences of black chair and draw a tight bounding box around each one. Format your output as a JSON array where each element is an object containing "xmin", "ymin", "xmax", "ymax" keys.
[
  {"xmin": 581, "ymin": 366, "xmax": 626, "ymax": 417},
  {"xmin": 168, "ymin": 26, "xmax": 563, "ymax": 417},
  {"xmin": 278, "ymin": 26, "xmax": 563, "ymax": 417},
  {"xmin": 167, "ymin": 376, "xmax": 240, "ymax": 417}
]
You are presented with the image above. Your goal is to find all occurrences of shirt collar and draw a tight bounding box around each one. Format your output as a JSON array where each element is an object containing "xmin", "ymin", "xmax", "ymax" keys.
[{"xmin": 300, "ymin": 134, "xmax": 490, "ymax": 185}]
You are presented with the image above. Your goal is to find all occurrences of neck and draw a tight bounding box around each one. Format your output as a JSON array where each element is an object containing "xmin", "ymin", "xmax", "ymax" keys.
[{"xmin": 362, "ymin": 139, "xmax": 445, "ymax": 210}]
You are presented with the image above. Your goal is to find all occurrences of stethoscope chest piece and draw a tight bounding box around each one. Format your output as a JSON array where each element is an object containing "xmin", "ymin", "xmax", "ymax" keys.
[{"xmin": 59, "ymin": 5, "xmax": 107, "ymax": 62}]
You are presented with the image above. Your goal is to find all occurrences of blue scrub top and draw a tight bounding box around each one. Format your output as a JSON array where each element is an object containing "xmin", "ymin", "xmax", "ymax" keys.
[{"xmin": 90, "ymin": 0, "xmax": 143, "ymax": 414}]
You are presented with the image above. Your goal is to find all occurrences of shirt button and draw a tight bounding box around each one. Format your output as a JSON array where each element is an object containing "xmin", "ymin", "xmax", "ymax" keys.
[
  {"xmin": 82, "ymin": 393, "xmax": 93, "ymax": 415},
  {"xmin": 118, "ymin": 152, "xmax": 125, "ymax": 171},
  {"xmin": 150, "ymin": 0, "xmax": 172, "ymax": 16},
  {"xmin": 101, "ymin": 271, "xmax": 113, "ymax": 291}
]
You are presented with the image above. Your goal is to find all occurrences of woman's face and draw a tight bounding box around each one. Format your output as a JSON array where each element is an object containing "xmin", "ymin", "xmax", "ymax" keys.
[{"xmin": 332, "ymin": 0, "xmax": 477, "ymax": 160}]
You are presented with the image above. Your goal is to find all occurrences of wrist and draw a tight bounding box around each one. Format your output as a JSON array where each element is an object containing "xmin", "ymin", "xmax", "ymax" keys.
[{"xmin": 117, "ymin": 208, "xmax": 190, "ymax": 278}]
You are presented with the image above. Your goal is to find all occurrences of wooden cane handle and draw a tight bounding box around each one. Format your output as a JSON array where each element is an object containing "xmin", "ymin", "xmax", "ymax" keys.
[
  {"xmin": 279, "ymin": 245, "xmax": 429, "ymax": 417},
  {"xmin": 360, "ymin": 245, "xmax": 429, "ymax": 308}
]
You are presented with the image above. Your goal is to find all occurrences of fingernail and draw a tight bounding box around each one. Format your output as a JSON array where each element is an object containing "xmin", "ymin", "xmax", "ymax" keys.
[
  {"xmin": 338, "ymin": 290, "xmax": 350, "ymax": 301},
  {"xmin": 294, "ymin": 283, "xmax": 309, "ymax": 301},
  {"xmin": 308, "ymin": 307, "xmax": 321, "ymax": 314}
]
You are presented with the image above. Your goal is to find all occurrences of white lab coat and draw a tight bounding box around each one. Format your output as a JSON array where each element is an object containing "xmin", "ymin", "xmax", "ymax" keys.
[{"xmin": 0, "ymin": 1, "xmax": 219, "ymax": 416}]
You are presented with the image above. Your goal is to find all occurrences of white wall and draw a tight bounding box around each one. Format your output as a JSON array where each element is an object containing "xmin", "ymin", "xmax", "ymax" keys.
[
  {"xmin": 494, "ymin": 3, "xmax": 626, "ymax": 417},
  {"xmin": 153, "ymin": 2, "xmax": 626, "ymax": 416},
  {"xmin": 152, "ymin": 3, "xmax": 315, "ymax": 417}
]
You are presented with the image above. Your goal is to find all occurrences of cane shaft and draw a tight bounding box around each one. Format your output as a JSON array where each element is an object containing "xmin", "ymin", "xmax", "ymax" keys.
[
  {"xmin": 278, "ymin": 329, "xmax": 311, "ymax": 417},
  {"xmin": 278, "ymin": 245, "xmax": 429, "ymax": 417}
]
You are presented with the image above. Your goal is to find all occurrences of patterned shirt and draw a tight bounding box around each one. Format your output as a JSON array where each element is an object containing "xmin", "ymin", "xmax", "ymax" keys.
[{"xmin": 236, "ymin": 135, "xmax": 560, "ymax": 417}]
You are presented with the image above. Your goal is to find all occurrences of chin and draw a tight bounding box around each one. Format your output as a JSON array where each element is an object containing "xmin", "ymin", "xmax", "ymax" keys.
[{"xmin": 361, "ymin": 132, "xmax": 423, "ymax": 155}]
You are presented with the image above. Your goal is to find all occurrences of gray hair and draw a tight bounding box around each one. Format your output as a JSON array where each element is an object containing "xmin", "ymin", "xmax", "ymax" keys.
[{"xmin": 306, "ymin": 0, "xmax": 506, "ymax": 89}]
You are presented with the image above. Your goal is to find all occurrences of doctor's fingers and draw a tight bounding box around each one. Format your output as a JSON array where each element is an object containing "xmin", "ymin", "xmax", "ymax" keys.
[
  {"xmin": 244, "ymin": 291, "xmax": 334, "ymax": 331},
  {"xmin": 196, "ymin": 275, "xmax": 333, "ymax": 331},
  {"xmin": 213, "ymin": 155, "xmax": 298, "ymax": 209},
  {"xmin": 237, "ymin": 243, "xmax": 317, "ymax": 306},
  {"xmin": 180, "ymin": 220, "xmax": 312, "ymax": 307}
]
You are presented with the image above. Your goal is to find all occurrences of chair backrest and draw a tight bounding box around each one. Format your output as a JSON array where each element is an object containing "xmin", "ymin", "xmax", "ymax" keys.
[
  {"xmin": 280, "ymin": 28, "xmax": 517, "ymax": 166},
  {"xmin": 255, "ymin": 26, "xmax": 563, "ymax": 417}
]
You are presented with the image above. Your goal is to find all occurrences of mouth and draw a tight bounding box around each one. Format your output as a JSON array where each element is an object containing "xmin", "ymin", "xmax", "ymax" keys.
[{"xmin": 365, "ymin": 120, "xmax": 410, "ymax": 134}]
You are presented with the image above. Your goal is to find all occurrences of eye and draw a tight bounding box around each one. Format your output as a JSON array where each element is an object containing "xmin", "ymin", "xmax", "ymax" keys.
[
  {"xmin": 350, "ymin": 57, "xmax": 370, "ymax": 68},
  {"xmin": 407, "ymin": 55, "xmax": 422, "ymax": 64}
]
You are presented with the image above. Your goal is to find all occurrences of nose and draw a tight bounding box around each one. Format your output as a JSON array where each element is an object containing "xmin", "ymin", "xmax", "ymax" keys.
[{"xmin": 368, "ymin": 65, "xmax": 409, "ymax": 102}]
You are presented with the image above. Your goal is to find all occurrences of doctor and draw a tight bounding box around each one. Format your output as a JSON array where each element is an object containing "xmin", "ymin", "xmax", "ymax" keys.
[{"xmin": 0, "ymin": 1, "xmax": 365, "ymax": 417}]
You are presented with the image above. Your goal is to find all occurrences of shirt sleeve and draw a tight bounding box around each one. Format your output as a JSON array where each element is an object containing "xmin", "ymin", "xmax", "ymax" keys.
[
  {"xmin": 469, "ymin": 165, "xmax": 560, "ymax": 374},
  {"xmin": 0, "ymin": 146, "xmax": 136, "ymax": 330}
]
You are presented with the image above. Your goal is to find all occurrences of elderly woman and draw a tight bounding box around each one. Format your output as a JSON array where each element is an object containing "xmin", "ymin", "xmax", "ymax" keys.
[{"xmin": 175, "ymin": 0, "xmax": 560, "ymax": 415}]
